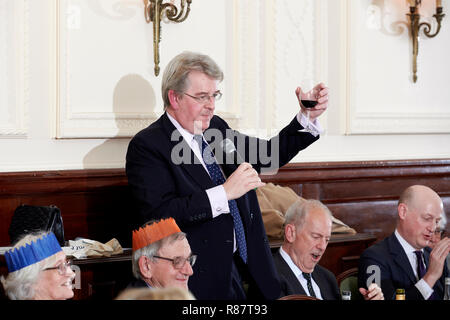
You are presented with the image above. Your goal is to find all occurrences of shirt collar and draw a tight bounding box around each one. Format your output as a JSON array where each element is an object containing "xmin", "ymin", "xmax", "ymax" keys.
[
  {"xmin": 166, "ymin": 112, "xmax": 198, "ymax": 146},
  {"xmin": 395, "ymin": 229, "xmax": 422, "ymax": 254},
  {"xmin": 279, "ymin": 246, "xmax": 304, "ymax": 279}
]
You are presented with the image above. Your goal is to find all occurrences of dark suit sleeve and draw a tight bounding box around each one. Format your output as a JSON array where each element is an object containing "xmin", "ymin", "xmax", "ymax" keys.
[
  {"xmin": 358, "ymin": 247, "xmax": 424, "ymax": 300},
  {"xmin": 218, "ymin": 116, "xmax": 319, "ymax": 175},
  {"xmin": 126, "ymin": 131, "xmax": 213, "ymax": 226},
  {"xmin": 315, "ymin": 266, "xmax": 341, "ymax": 300}
]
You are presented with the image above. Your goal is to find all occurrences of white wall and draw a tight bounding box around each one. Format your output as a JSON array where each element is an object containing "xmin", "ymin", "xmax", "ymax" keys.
[{"xmin": 0, "ymin": 0, "xmax": 449, "ymax": 172}]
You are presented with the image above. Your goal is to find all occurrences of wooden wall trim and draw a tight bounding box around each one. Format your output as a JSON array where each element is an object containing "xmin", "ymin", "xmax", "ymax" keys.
[
  {"xmin": 0, "ymin": 159, "xmax": 449, "ymax": 247},
  {"xmin": 0, "ymin": 169, "xmax": 128, "ymax": 195}
]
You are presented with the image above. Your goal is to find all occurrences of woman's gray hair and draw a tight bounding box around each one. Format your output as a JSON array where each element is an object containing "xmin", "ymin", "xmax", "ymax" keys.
[
  {"xmin": 132, "ymin": 231, "xmax": 187, "ymax": 280},
  {"xmin": 0, "ymin": 232, "xmax": 59, "ymax": 300},
  {"xmin": 284, "ymin": 199, "xmax": 333, "ymax": 230},
  {"xmin": 161, "ymin": 51, "xmax": 224, "ymax": 109}
]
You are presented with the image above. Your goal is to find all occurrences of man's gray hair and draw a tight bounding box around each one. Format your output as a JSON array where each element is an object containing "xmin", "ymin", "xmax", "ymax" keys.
[
  {"xmin": 132, "ymin": 231, "xmax": 187, "ymax": 280},
  {"xmin": 284, "ymin": 199, "xmax": 333, "ymax": 230},
  {"xmin": 0, "ymin": 232, "xmax": 59, "ymax": 300},
  {"xmin": 161, "ymin": 51, "xmax": 224, "ymax": 109}
]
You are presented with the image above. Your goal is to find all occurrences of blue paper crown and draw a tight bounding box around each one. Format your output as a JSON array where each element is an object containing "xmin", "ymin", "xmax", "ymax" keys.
[{"xmin": 5, "ymin": 232, "xmax": 62, "ymax": 273}]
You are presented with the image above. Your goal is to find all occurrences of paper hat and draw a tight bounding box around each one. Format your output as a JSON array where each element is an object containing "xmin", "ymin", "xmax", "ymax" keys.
[
  {"xmin": 132, "ymin": 218, "xmax": 181, "ymax": 251},
  {"xmin": 5, "ymin": 232, "xmax": 62, "ymax": 273}
]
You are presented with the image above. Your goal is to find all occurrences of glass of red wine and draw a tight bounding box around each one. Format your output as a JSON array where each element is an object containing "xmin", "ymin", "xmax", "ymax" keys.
[{"xmin": 298, "ymin": 79, "xmax": 319, "ymax": 133}]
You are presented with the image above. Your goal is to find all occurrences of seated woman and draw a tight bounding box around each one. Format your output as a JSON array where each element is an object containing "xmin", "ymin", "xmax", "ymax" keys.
[{"xmin": 1, "ymin": 232, "xmax": 75, "ymax": 300}]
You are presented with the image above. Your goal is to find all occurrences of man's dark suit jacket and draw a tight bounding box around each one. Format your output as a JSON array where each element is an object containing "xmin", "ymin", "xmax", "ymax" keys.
[
  {"xmin": 272, "ymin": 250, "xmax": 341, "ymax": 299},
  {"xmin": 358, "ymin": 233, "xmax": 449, "ymax": 300},
  {"xmin": 125, "ymin": 112, "xmax": 319, "ymax": 300}
]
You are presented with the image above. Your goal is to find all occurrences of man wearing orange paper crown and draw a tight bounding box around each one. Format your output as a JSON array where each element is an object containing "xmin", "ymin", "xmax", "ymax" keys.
[{"xmin": 128, "ymin": 218, "xmax": 197, "ymax": 292}]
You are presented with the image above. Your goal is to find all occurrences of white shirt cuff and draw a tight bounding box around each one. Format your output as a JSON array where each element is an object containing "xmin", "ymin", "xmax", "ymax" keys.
[
  {"xmin": 297, "ymin": 112, "xmax": 323, "ymax": 137},
  {"xmin": 205, "ymin": 185, "xmax": 230, "ymax": 218},
  {"xmin": 415, "ymin": 279, "xmax": 434, "ymax": 300}
]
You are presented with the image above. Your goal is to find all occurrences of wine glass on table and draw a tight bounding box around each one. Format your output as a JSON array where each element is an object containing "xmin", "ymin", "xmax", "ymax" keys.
[{"xmin": 298, "ymin": 79, "xmax": 319, "ymax": 134}]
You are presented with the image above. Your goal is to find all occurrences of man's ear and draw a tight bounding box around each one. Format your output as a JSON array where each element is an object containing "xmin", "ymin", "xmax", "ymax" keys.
[
  {"xmin": 168, "ymin": 90, "xmax": 181, "ymax": 110},
  {"xmin": 138, "ymin": 256, "xmax": 152, "ymax": 279},
  {"xmin": 398, "ymin": 203, "xmax": 408, "ymax": 221},
  {"xmin": 285, "ymin": 224, "xmax": 296, "ymax": 243}
]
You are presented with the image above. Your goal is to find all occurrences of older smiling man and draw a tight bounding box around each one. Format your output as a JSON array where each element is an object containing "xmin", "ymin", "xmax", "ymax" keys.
[
  {"xmin": 274, "ymin": 199, "xmax": 383, "ymax": 300},
  {"xmin": 129, "ymin": 218, "xmax": 196, "ymax": 292}
]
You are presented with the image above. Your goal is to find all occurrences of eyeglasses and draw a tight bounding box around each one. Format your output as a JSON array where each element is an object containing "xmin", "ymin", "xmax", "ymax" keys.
[
  {"xmin": 43, "ymin": 260, "xmax": 72, "ymax": 275},
  {"xmin": 183, "ymin": 91, "xmax": 222, "ymax": 104},
  {"xmin": 152, "ymin": 254, "xmax": 197, "ymax": 270}
]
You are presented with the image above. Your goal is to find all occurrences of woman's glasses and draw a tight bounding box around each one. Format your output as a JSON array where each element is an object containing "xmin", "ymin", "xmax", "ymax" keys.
[{"xmin": 43, "ymin": 260, "xmax": 72, "ymax": 275}]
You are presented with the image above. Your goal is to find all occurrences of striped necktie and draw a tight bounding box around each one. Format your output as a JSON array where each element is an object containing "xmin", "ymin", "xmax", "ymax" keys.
[{"xmin": 302, "ymin": 272, "xmax": 317, "ymax": 298}]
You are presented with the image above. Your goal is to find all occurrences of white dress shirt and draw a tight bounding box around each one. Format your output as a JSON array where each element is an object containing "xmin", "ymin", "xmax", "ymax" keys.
[
  {"xmin": 297, "ymin": 113, "xmax": 324, "ymax": 137},
  {"xmin": 279, "ymin": 247, "xmax": 323, "ymax": 299},
  {"xmin": 394, "ymin": 229, "xmax": 434, "ymax": 299}
]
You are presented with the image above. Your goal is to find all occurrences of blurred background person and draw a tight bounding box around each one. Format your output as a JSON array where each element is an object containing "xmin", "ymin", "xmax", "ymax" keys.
[
  {"xmin": 115, "ymin": 286, "xmax": 195, "ymax": 300},
  {"xmin": 429, "ymin": 213, "xmax": 449, "ymax": 271},
  {"xmin": 1, "ymin": 232, "xmax": 75, "ymax": 300},
  {"xmin": 429, "ymin": 212, "xmax": 447, "ymax": 249}
]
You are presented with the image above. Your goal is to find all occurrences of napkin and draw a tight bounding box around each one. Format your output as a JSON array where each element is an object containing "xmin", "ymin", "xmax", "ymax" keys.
[{"xmin": 62, "ymin": 238, "xmax": 123, "ymax": 259}]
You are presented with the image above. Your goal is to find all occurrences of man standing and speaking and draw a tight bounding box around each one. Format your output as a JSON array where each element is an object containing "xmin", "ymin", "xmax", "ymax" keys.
[{"xmin": 126, "ymin": 51, "xmax": 329, "ymax": 300}]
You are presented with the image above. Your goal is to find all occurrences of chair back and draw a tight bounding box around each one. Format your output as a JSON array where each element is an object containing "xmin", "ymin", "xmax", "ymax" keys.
[{"xmin": 336, "ymin": 267, "xmax": 361, "ymax": 300}]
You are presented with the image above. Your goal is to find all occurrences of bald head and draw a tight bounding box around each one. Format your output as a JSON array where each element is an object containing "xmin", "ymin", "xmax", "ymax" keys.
[
  {"xmin": 397, "ymin": 185, "xmax": 444, "ymax": 249},
  {"xmin": 398, "ymin": 185, "xmax": 443, "ymax": 213}
]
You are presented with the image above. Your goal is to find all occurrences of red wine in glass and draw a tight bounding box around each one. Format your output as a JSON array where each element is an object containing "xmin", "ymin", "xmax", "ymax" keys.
[
  {"xmin": 299, "ymin": 79, "xmax": 319, "ymax": 133},
  {"xmin": 300, "ymin": 100, "xmax": 318, "ymax": 109}
]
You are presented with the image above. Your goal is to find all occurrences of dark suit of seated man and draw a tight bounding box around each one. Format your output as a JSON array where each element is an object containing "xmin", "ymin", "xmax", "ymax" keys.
[
  {"xmin": 274, "ymin": 199, "xmax": 384, "ymax": 300},
  {"xmin": 358, "ymin": 185, "xmax": 450, "ymax": 300}
]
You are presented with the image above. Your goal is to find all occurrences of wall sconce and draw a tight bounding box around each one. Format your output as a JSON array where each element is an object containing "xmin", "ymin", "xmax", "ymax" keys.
[
  {"xmin": 407, "ymin": 0, "xmax": 445, "ymax": 83},
  {"xmin": 144, "ymin": 0, "xmax": 192, "ymax": 76}
]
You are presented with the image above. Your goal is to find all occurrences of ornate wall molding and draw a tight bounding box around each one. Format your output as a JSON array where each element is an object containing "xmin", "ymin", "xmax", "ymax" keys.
[
  {"xmin": 345, "ymin": 0, "xmax": 450, "ymax": 134},
  {"xmin": 0, "ymin": 0, "xmax": 28, "ymax": 137},
  {"xmin": 53, "ymin": 0, "xmax": 160, "ymax": 139}
]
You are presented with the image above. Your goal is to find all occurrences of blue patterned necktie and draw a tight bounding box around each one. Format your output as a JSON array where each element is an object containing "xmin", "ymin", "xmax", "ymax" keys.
[
  {"xmin": 195, "ymin": 135, "xmax": 248, "ymax": 263},
  {"xmin": 302, "ymin": 272, "xmax": 317, "ymax": 298},
  {"xmin": 414, "ymin": 250, "xmax": 437, "ymax": 300}
]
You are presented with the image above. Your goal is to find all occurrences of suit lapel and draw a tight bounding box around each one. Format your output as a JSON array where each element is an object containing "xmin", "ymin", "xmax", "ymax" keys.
[
  {"xmin": 161, "ymin": 113, "xmax": 214, "ymax": 188},
  {"xmin": 312, "ymin": 269, "xmax": 328, "ymax": 299},
  {"xmin": 275, "ymin": 252, "xmax": 306, "ymax": 295},
  {"xmin": 388, "ymin": 234, "xmax": 417, "ymax": 284}
]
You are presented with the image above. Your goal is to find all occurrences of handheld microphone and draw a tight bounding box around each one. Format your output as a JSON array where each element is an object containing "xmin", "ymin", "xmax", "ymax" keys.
[
  {"xmin": 221, "ymin": 138, "xmax": 260, "ymax": 191},
  {"xmin": 220, "ymin": 138, "xmax": 245, "ymax": 164}
]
